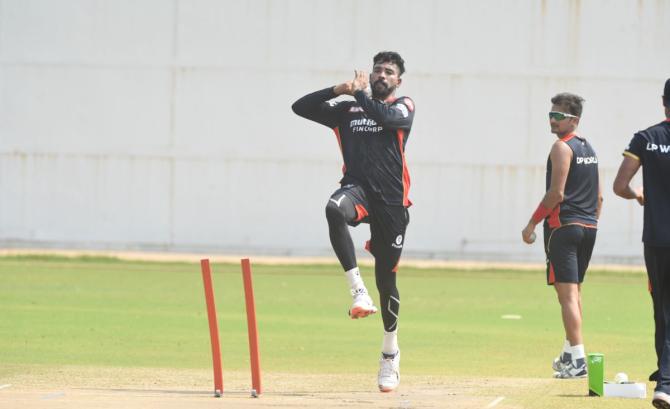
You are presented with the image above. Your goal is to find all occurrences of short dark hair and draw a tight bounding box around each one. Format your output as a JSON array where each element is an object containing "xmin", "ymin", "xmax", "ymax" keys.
[
  {"xmin": 663, "ymin": 78, "xmax": 670, "ymax": 107},
  {"xmin": 551, "ymin": 93, "xmax": 584, "ymax": 117},
  {"xmin": 373, "ymin": 51, "xmax": 405, "ymax": 76}
]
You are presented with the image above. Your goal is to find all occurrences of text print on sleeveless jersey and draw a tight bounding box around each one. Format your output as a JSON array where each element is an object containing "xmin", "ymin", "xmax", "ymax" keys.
[{"xmin": 576, "ymin": 156, "xmax": 598, "ymax": 164}]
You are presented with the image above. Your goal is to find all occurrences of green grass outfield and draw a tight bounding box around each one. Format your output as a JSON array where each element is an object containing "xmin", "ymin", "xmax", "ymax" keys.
[{"xmin": 0, "ymin": 255, "xmax": 657, "ymax": 405}]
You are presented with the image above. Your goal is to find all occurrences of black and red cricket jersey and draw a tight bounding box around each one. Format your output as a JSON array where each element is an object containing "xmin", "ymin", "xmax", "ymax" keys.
[
  {"xmin": 545, "ymin": 133, "xmax": 599, "ymax": 229},
  {"xmin": 624, "ymin": 119, "xmax": 670, "ymax": 246},
  {"xmin": 292, "ymin": 87, "xmax": 415, "ymax": 207}
]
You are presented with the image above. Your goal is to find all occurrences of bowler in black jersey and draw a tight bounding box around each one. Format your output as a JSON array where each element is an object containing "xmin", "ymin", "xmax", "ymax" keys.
[
  {"xmin": 521, "ymin": 93, "xmax": 602, "ymax": 379},
  {"xmin": 292, "ymin": 51, "xmax": 414, "ymax": 392},
  {"xmin": 613, "ymin": 78, "xmax": 670, "ymax": 408}
]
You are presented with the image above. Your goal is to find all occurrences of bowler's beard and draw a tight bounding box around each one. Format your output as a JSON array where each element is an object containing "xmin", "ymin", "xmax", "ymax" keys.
[{"xmin": 371, "ymin": 79, "xmax": 395, "ymax": 100}]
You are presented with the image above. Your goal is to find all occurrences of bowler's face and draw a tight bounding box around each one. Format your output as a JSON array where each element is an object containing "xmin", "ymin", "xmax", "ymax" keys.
[{"xmin": 370, "ymin": 62, "xmax": 401, "ymax": 99}]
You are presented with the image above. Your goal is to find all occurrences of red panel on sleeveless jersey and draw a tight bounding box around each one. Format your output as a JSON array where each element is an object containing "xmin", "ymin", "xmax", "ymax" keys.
[{"xmin": 560, "ymin": 132, "xmax": 577, "ymax": 142}]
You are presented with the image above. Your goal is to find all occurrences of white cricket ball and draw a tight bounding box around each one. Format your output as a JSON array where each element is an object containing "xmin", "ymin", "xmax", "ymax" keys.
[
  {"xmin": 529, "ymin": 232, "xmax": 536, "ymax": 243},
  {"xmin": 614, "ymin": 372, "xmax": 628, "ymax": 383}
]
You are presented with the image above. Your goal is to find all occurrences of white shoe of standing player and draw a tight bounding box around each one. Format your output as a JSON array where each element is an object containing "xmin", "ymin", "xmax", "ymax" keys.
[
  {"xmin": 378, "ymin": 350, "xmax": 400, "ymax": 392},
  {"xmin": 349, "ymin": 289, "xmax": 377, "ymax": 319},
  {"xmin": 552, "ymin": 352, "xmax": 571, "ymax": 372},
  {"xmin": 553, "ymin": 360, "xmax": 587, "ymax": 379},
  {"xmin": 653, "ymin": 391, "xmax": 670, "ymax": 409}
]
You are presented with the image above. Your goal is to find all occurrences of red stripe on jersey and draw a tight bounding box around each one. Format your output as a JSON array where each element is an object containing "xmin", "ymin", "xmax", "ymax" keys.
[
  {"xmin": 560, "ymin": 132, "xmax": 577, "ymax": 142},
  {"xmin": 396, "ymin": 129, "xmax": 411, "ymax": 207},
  {"xmin": 333, "ymin": 127, "xmax": 346, "ymax": 174},
  {"xmin": 548, "ymin": 204, "xmax": 561, "ymax": 228}
]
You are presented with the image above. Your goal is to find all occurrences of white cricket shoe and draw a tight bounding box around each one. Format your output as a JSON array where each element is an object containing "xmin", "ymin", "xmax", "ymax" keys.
[
  {"xmin": 553, "ymin": 360, "xmax": 587, "ymax": 379},
  {"xmin": 349, "ymin": 289, "xmax": 377, "ymax": 319},
  {"xmin": 653, "ymin": 391, "xmax": 670, "ymax": 409},
  {"xmin": 378, "ymin": 350, "xmax": 400, "ymax": 392},
  {"xmin": 552, "ymin": 352, "xmax": 571, "ymax": 372}
]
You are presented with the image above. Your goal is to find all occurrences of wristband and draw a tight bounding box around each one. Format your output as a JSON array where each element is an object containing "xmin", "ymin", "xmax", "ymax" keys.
[{"xmin": 531, "ymin": 203, "xmax": 552, "ymax": 224}]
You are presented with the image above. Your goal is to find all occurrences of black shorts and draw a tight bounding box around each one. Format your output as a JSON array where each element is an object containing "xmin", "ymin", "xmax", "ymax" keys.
[
  {"xmin": 329, "ymin": 184, "xmax": 409, "ymax": 266},
  {"xmin": 329, "ymin": 184, "xmax": 371, "ymax": 227},
  {"xmin": 543, "ymin": 224, "xmax": 597, "ymax": 285}
]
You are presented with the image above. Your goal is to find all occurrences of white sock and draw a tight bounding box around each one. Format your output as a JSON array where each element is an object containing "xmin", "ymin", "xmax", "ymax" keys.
[
  {"xmin": 382, "ymin": 330, "xmax": 398, "ymax": 355},
  {"xmin": 345, "ymin": 267, "xmax": 365, "ymax": 292},
  {"xmin": 570, "ymin": 344, "xmax": 585, "ymax": 363},
  {"xmin": 562, "ymin": 339, "xmax": 571, "ymax": 356}
]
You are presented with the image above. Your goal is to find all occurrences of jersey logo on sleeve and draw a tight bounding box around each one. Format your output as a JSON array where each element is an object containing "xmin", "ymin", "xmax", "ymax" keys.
[
  {"xmin": 403, "ymin": 98, "xmax": 415, "ymax": 112},
  {"xmin": 396, "ymin": 104, "xmax": 409, "ymax": 118}
]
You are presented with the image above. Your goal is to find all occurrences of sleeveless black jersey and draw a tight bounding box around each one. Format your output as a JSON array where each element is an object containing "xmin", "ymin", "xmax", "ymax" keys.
[
  {"xmin": 292, "ymin": 87, "xmax": 415, "ymax": 207},
  {"xmin": 624, "ymin": 119, "xmax": 670, "ymax": 246},
  {"xmin": 545, "ymin": 133, "xmax": 599, "ymax": 229}
]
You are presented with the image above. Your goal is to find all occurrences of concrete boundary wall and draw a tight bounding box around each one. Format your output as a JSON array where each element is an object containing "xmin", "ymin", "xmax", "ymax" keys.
[{"xmin": 1, "ymin": 0, "xmax": 669, "ymax": 263}]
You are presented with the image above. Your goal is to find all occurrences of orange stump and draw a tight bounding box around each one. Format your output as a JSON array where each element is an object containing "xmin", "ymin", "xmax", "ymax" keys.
[
  {"xmin": 241, "ymin": 258, "xmax": 262, "ymax": 396},
  {"xmin": 200, "ymin": 259, "xmax": 223, "ymax": 397}
]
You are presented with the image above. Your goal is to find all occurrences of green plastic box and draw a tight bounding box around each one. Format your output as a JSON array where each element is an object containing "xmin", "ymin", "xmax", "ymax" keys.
[{"xmin": 588, "ymin": 353, "xmax": 604, "ymax": 396}]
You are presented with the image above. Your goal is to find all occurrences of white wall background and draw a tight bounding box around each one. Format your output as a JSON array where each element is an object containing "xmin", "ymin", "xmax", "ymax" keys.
[{"xmin": 1, "ymin": 0, "xmax": 668, "ymax": 263}]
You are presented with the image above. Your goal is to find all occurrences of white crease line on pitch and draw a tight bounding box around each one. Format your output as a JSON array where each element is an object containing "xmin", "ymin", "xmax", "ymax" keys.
[
  {"xmin": 0, "ymin": 384, "xmax": 11, "ymax": 390},
  {"xmin": 486, "ymin": 396, "xmax": 505, "ymax": 408},
  {"xmin": 41, "ymin": 391, "xmax": 65, "ymax": 400}
]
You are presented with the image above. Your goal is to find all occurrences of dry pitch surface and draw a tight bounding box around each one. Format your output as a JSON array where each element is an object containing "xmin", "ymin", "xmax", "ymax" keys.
[{"xmin": 0, "ymin": 366, "xmax": 652, "ymax": 409}]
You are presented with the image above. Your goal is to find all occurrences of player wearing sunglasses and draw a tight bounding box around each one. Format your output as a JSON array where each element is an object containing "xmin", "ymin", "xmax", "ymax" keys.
[{"xmin": 521, "ymin": 93, "xmax": 603, "ymax": 379}]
